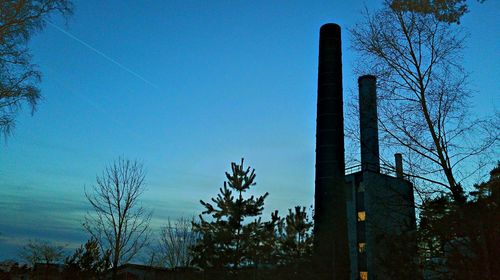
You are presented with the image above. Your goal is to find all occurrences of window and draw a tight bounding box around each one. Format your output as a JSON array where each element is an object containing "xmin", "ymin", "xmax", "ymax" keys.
[
  {"xmin": 358, "ymin": 242, "xmax": 366, "ymax": 253},
  {"xmin": 360, "ymin": 271, "xmax": 368, "ymax": 280},
  {"xmin": 357, "ymin": 211, "xmax": 366, "ymax": 221}
]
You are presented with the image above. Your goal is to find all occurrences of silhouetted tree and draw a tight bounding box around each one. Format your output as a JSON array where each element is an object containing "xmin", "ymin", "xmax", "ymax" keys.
[
  {"xmin": 0, "ymin": 259, "xmax": 17, "ymax": 271},
  {"xmin": 245, "ymin": 211, "xmax": 280, "ymax": 268},
  {"xmin": 418, "ymin": 163, "xmax": 500, "ymax": 279},
  {"xmin": 190, "ymin": 159, "xmax": 275, "ymax": 271},
  {"xmin": 0, "ymin": 260, "xmax": 29, "ymax": 279},
  {"xmin": 276, "ymin": 206, "xmax": 313, "ymax": 266},
  {"xmin": 0, "ymin": 0, "xmax": 72, "ymax": 136},
  {"xmin": 63, "ymin": 238, "xmax": 111, "ymax": 279},
  {"xmin": 376, "ymin": 229, "xmax": 419, "ymax": 280},
  {"xmin": 389, "ymin": 0, "xmax": 487, "ymax": 24},
  {"xmin": 19, "ymin": 239, "xmax": 66, "ymax": 266},
  {"xmin": 154, "ymin": 217, "xmax": 199, "ymax": 268},
  {"xmin": 84, "ymin": 157, "xmax": 152, "ymax": 279},
  {"xmin": 350, "ymin": 0, "xmax": 498, "ymax": 203}
]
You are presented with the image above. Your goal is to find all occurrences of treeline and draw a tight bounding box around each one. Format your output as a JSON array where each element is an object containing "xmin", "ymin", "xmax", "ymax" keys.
[
  {"xmin": 2, "ymin": 159, "xmax": 498, "ymax": 280},
  {"xmin": 382, "ymin": 163, "xmax": 500, "ymax": 280},
  {"xmin": 416, "ymin": 163, "xmax": 500, "ymax": 280},
  {"xmin": 1, "ymin": 158, "xmax": 315, "ymax": 280}
]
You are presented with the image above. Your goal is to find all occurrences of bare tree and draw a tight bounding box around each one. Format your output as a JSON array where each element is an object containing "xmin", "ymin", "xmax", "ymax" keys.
[
  {"xmin": 0, "ymin": 0, "xmax": 72, "ymax": 136},
  {"xmin": 19, "ymin": 239, "xmax": 66, "ymax": 266},
  {"xmin": 156, "ymin": 217, "xmax": 198, "ymax": 268},
  {"xmin": 84, "ymin": 157, "xmax": 152, "ymax": 279},
  {"xmin": 350, "ymin": 0, "xmax": 498, "ymax": 203}
]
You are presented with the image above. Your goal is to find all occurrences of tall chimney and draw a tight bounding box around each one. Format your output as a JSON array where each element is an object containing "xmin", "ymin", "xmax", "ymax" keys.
[
  {"xmin": 359, "ymin": 75, "xmax": 380, "ymax": 173},
  {"xmin": 313, "ymin": 23, "xmax": 350, "ymax": 279},
  {"xmin": 395, "ymin": 153, "xmax": 403, "ymax": 178}
]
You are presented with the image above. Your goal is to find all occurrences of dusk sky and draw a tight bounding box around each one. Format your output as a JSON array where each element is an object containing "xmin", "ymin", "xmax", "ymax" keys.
[{"xmin": 1, "ymin": 0, "xmax": 498, "ymax": 260}]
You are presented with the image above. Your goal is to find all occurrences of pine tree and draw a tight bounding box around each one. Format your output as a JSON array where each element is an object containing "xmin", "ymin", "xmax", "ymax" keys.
[
  {"xmin": 418, "ymin": 163, "xmax": 500, "ymax": 280},
  {"xmin": 191, "ymin": 159, "xmax": 273, "ymax": 270},
  {"xmin": 63, "ymin": 238, "xmax": 111, "ymax": 280},
  {"xmin": 277, "ymin": 206, "xmax": 313, "ymax": 266}
]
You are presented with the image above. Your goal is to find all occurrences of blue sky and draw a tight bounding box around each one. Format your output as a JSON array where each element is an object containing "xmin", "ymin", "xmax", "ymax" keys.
[{"xmin": 1, "ymin": 0, "xmax": 498, "ymax": 260}]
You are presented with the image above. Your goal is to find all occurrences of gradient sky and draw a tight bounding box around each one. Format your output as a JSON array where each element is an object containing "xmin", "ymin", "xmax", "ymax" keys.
[{"xmin": 1, "ymin": 0, "xmax": 498, "ymax": 260}]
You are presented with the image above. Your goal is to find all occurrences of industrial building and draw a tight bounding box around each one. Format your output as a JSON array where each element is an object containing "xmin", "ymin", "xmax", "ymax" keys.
[{"xmin": 313, "ymin": 23, "xmax": 416, "ymax": 280}]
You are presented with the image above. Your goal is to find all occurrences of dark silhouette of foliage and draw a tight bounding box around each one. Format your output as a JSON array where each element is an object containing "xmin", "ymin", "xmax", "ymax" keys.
[
  {"xmin": 350, "ymin": 0, "xmax": 497, "ymax": 204},
  {"xmin": 147, "ymin": 217, "xmax": 199, "ymax": 268},
  {"xmin": 84, "ymin": 157, "xmax": 152, "ymax": 279},
  {"xmin": 390, "ymin": 0, "xmax": 487, "ymax": 24},
  {"xmin": 244, "ymin": 211, "xmax": 281, "ymax": 268},
  {"xmin": 19, "ymin": 239, "xmax": 66, "ymax": 266},
  {"xmin": 189, "ymin": 159, "xmax": 317, "ymax": 279},
  {"xmin": 0, "ymin": 260, "xmax": 30, "ymax": 279},
  {"xmin": 190, "ymin": 159, "xmax": 277, "ymax": 271},
  {"xmin": 63, "ymin": 238, "xmax": 111, "ymax": 279},
  {"xmin": 276, "ymin": 206, "xmax": 313, "ymax": 266},
  {"xmin": 0, "ymin": 0, "xmax": 72, "ymax": 136},
  {"xmin": 376, "ymin": 229, "xmax": 419, "ymax": 280},
  {"xmin": 418, "ymin": 162, "xmax": 500, "ymax": 279}
]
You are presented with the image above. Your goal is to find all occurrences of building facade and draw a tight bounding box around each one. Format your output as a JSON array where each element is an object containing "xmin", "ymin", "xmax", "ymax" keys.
[{"xmin": 313, "ymin": 25, "xmax": 416, "ymax": 280}]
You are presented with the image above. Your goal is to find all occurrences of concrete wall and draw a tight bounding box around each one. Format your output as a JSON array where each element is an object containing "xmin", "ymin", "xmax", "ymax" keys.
[{"xmin": 345, "ymin": 171, "xmax": 416, "ymax": 280}]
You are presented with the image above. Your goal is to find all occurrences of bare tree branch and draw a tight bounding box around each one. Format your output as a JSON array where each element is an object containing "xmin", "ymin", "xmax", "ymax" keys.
[
  {"xmin": 350, "ymin": 1, "xmax": 498, "ymax": 203},
  {"xmin": 0, "ymin": 0, "xmax": 72, "ymax": 137},
  {"xmin": 84, "ymin": 157, "xmax": 152, "ymax": 279}
]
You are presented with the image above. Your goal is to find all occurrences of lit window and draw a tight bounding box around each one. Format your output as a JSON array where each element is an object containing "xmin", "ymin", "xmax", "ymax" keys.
[
  {"xmin": 358, "ymin": 243, "xmax": 366, "ymax": 253},
  {"xmin": 360, "ymin": 271, "xmax": 368, "ymax": 280},
  {"xmin": 357, "ymin": 211, "xmax": 366, "ymax": 221}
]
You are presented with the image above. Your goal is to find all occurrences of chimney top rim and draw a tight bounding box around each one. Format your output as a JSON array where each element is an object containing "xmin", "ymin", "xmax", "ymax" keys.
[
  {"xmin": 320, "ymin": 23, "xmax": 341, "ymax": 37},
  {"xmin": 358, "ymin": 75, "xmax": 376, "ymax": 82}
]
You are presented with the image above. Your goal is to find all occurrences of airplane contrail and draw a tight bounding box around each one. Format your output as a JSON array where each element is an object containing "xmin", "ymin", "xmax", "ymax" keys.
[{"xmin": 48, "ymin": 22, "xmax": 158, "ymax": 89}]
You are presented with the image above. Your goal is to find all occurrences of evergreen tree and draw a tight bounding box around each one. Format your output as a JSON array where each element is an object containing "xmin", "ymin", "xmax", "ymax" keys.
[
  {"xmin": 418, "ymin": 163, "xmax": 500, "ymax": 280},
  {"xmin": 276, "ymin": 206, "xmax": 313, "ymax": 266},
  {"xmin": 191, "ymin": 159, "xmax": 274, "ymax": 270},
  {"xmin": 63, "ymin": 238, "xmax": 111, "ymax": 280},
  {"xmin": 246, "ymin": 211, "xmax": 281, "ymax": 268}
]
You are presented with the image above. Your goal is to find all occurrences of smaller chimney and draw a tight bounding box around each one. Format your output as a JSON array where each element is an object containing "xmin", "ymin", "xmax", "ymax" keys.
[
  {"xmin": 395, "ymin": 153, "xmax": 403, "ymax": 179},
  {"xmin": 359, "ymin": 75, "xmax": 380, "ymax": 173}
]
